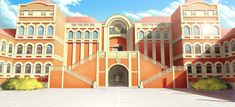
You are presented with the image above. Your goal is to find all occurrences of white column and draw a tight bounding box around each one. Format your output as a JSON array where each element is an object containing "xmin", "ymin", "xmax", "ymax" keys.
[
  {"xmin": 105, "ymin": 52, "xmax": 108, "ymax": 87},
  {"xmin": 96, "ymin": 53, "xmax": 99, "ymax": 87},
  {"xmin": 72, "ymin": 42, "xmax": 76, "ymax": 64},
  {"xmin": 160, "ymin": 39, "xmax": 165, "ymax": 65},
  {"xmin": 80, "ymin": 42, "xmax": 85, "ymax": 63},
  {"xmin": 128, "ymin": 51, "xmax": 132, "ymax": 87},
  {"xmin": 137, "ymin": 52, "xmax": 141, "ymax": 87},
  {"xmin": 144, "ymin": 32, "xmax": 148, "ymax": 56},
  {"xmin": 152, "ymin": 40, "xmax": 156, "ymax": 60},
  {"xmin": 89, "ymin": 42, "xmax": 93, "ymax": 59}
]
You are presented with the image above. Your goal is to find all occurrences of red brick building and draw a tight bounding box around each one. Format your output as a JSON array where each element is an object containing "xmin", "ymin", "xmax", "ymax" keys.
[{"xmin": 0, "ymin": 0, "xmax": 234, "ymax": 88}]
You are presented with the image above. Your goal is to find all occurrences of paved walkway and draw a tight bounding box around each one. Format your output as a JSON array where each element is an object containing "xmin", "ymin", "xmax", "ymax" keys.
[{"xmin": 0, "ymin": 88, "xmax": 235, "ymax": 107}]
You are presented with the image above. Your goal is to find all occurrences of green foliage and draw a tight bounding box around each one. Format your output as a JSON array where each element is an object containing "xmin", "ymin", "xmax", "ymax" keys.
[
  {"xmin": 1, "ymin": 77, "xmax": 45, "ymax": 90},
  {"xmin": 192, "ymin": 77, "xmax": 229, "ymax": 91}
]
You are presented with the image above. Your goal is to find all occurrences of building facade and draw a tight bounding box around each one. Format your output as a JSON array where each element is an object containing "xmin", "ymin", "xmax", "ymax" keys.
[{"xmin": 0, "ymin": 0, "xmax": 235, "ymax": 88}]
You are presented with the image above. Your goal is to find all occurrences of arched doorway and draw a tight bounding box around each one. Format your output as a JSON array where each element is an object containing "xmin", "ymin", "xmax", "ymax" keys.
[{"xmin": 108, "ymin": 65, "xmax": 128, "ymax": 87}]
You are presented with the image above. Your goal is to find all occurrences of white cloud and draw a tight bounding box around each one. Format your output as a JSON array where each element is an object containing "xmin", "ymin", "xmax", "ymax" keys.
[
  {"xmin": 124, "ymin": 0, "xmax": 185, "ymax": 20},
  {"xmin": 51, "ymin": 0, "xmax": 86, "ymax": 16},
  {"xmin": 0, "ymin": 0, "xmax": 17, "ymax": 29},
  {"xmin": 0, "ymin": 0, "xmax": 85, "ymax": 28},
  {"xmin": 124, "ymin": 0, "xmax": 235, "ymax": 28}
]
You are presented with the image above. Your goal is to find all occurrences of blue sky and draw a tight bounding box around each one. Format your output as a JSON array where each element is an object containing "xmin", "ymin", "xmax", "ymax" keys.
[{"xmin": 0, "ymin": 0, "xmax": 235, "ymax": 28}]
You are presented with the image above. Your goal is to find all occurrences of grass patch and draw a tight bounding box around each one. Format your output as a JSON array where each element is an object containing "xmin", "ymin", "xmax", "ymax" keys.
[
  {"xmin": 1, "ymin": 77, "xmax": 45, "ymax": 90},
  {"xmin": 192, "ymin": 77, "xmax": 230, "ymax": 91}
]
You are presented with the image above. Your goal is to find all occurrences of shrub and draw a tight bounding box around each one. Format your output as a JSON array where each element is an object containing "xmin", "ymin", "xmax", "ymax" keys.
[
  {"xmin": 192, "ymin": 77, "xmax": 228, "ymax": 91},
  {"xmin": 1, "ymin": 77, "xmax": 45, "ymax": 90}
]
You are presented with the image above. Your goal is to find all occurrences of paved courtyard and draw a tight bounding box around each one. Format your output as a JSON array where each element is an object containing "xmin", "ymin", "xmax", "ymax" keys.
[{"xmin": 0, "ymin": 88, "xmax": 235, "ymax": 107}]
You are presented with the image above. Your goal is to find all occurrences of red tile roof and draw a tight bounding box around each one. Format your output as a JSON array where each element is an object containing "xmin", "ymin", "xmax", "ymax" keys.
[
  {"xmin": 66, "ymin": 17, "xmax": 100, "ymax": 23},
  {"xmin": 136, "ymin": 16, "xmax": 171, "ymax": 23},
  {"xmin": 0, "ymin": 29, "xmax": 16, "ymax": 38}
]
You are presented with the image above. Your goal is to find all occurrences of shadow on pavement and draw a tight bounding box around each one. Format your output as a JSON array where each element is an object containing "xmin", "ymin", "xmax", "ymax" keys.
[{"xmin": 170, "ymin": 88, "xmax": 235, "ymax": 102}]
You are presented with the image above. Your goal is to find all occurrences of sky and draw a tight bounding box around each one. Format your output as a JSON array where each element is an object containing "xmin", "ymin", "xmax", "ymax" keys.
[{"xmin": 0, "ymin": 0, "xmax": 235, "ymax": 28}]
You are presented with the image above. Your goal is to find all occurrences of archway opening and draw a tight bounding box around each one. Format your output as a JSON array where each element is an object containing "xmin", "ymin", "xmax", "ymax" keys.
[{"xmin": 108, "ymin": 65, "xmax": 128, "ymax": 87}]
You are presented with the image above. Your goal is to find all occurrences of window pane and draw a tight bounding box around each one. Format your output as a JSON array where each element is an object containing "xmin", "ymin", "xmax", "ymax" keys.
[
  {"xmin": 46, "ymin": 45, "xmax": 52, "ymax": 54},
  {"xmin": 17, "ymin": 45, "xmax": 23, "ymax": 54},
  {"xmin": 8, "ymin": 44, "xmax": 13, "ymax": 53},
  {"xmin": 93, "ymin": 31, "xmax": 98, "ymax": 39},
  {"xmin": 193, "ymin": 26, "xmax": 200, "ymax": 35},
  {"xmin": 196, "ymin": 64, "xmax": 202, "ymax": 73},
  {"xmin": 164, "ymin": 31, "xmax": 168, "ymax": 39},
  {"xmin": 37, "ymin": 45, "xmax": 43, "ymax": 54},
  {"xmin": 147, "ymin": 31, "xmax": 152, "ymax": 39},
  {"xmin": 206, "ymin": 64, "xmax": 212, "ymax": 73},
  {"xmin": 15, "ymin": 64, "xmax": 21, "ymax": 73},
  {"xmin": 85, "ymin": 31, "xmax": 90, "ymax": 39},
  {"xmin": 47, "ymin": 26, "xmax": 53, "ymax": 35},
  {"xmin": 195, "ymin": 44, "xmax": 201, "ymax": 54},
  {"xmin": 0, "ymin": 62, "xmax": 3, "ymax": 73},
  {"xmin": 28, "ymin": 26, "xmax": 34, "ymax": 35},
  {"xmin": 35, "ymin": 64, "xmax": 41, "ymax": 73},
  {"xmin": 27, "ymin": 45, "xmax": 33, "ymax": 54},
  {"xmin": 155, "ymin": 31, "xmax": 160, "ymax": 39},
  {"xmin": 184, "ymin": 26, "xmax": 190, "ymax": 35},
  {"xmin": 232, "ymin": 41, "xmax": 235, "ymax": 51},
  {"xmin": 6, "ymin": 64, "xmax": 11, "ymax": 73},
  {"xmin": 205, "ymin": 45, "xmax": 211, "ymax": 54},
  {"xmin": 215, "ymin": 45, "xmax": 221, "ymax": 54},
  {"xmin": 226, "ymin": 64, "xmax": 230, "ymax": 73},
  {"xmin": 76, "ymin": 31, "xmax": 81, "ymax": 39},
  {"xmin": 18, "ymin": 26, "xmax": 24, "ymax": 35},
  {"xmin": 216, "ymin": 64, "xmax": 222, "ymax": 73},
  {"xmin": 139, "ymin": 31, "xmax": 144, "ymax": 39},
  {"xmin": 224, "ymin": 43, "xmax": 229, "ymax": 53},
  {"xmin": 185, "ymin": 44, "xmax": 191, "ymax": 54},
  {"xmin": 25, "ymin": 64, "xmax": 31, "ymax": 73},
  {"xmin": 68, "ymin": 31, "xmax": 73, "ymax": 39},
  {"xmin": 187, "ymin": 64, "xmax": 192, "ymax": 73},
  {"xmin": 38, "ymin": 26, "xmax": 44, "ymax": 35},
  {"xmin": 45, "ymin": 64, "xmax": 51, "ymax": 73}
]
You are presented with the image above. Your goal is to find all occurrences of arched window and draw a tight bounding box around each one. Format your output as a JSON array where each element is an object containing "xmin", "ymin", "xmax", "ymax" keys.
[
  {"xmin": 205, "ymin": 44, "xmax": 211, "ymax": 54},
  {"xmin": 232, "ymin": 62, "xmax": 235, "ymax": 73},
  {"xmin": 17, "ymin": 45, "xmax": 23, "ymax": 54},
  {"xmin": 25, "ymin": 64, "xmax": 31, "ymax": 73},
  {"xmin": 15, "ymin": 64, "xmax": 22, "ymax": 73},
  {"xmin": 1, "ymin": 41, "xmax": 6, "ymax": 52},
  {"xmin": 147, "ymin": 31, "xmax": 152, "ymax": 39},
  {"xmin": 139, "ymin": 31, "xmax": 144, "ymax": 39},
  {"xmin": 164, "ymin": 31, "xmax": 169, "ymax": 39},
  {"xmin": 93, "ymin": 31, "xmax": 98, "ymax": 39},
  {"xmin": 224, "ymin": 43, "xmax": 229, "ymax": 53},
  {"xmin": 184, "ymin": 26, "xmax": 190, "ymax": 35},
  {"xmin": 47, "ymin": 26, "xmax": 53, "ymax": 35},
  {"xmin": 68, "ymin": 31, "xmax": 73, "ymax": 39},
  {"xmin": 193, "ymin": 26, "xmax": 200, "ymax": 35},
  {"xmin": 216, "ymin": 63, "xmax": 222, "ymax": 73},
  {"xmin": 76, "ymin": 31, "xmax": 81, "ymax": 39},
  {"xmin": 45, "ymin": 63, "xmax": 51, "ymax": 73},
  {"xmin": 28, "ymin": 26, "xmax": 34, "ymax": 35},
  {"xmin": 35, "ymin": 64, "xmax": 42, "ymax": 73},
  {"xmin": 38, "ymin": 26, "xmax": 44, "ymax": 35},
  {"xmin": 196, "ymin": 63, "xmax": 202, "ymax": 73},
  {"xmin": 26, "ymin": 45, "xmax": 33, "ymax": 54},
  {"xmin": 184, "ymin": 44, "xmax": 191, "ymax": 54},
  {"xmin": 195, "ymin": 44, "xmax": 201, "ymax": 54},
  {"xmin": 155, "ymin": 31, "xmax": 160, "ymax": 39},
  {"xmin": 36, "ymin": 44, "xmax": 43, "ymax": 54},
  {"xmin": 212, "ymin": 26, "xmax": 219, "ymax": 35},
  {"xmin": 0, "ymin": 62, "xmax": 3, "ymax": 73},
  {"xmin": 231, "ymin": 40, "xmax": 235, "ymax": 51},
  {"xmin": 225, "ymin": 63, "xmax": 230, "ymax": 73},
  {"xmin": 6, "ymin": 63, "xmax": 11, "ymax": 73},
  {"xmin": 8, "ymin": 44, "xmax": 13, "ymax": 53},
  {"xmin": 186, "ymin": 64, "xmax": 192, "ymax": 73},
  {"xmin": 85, "ymin": 31, "xmax": 90, "ymax": 39},
  {"xmin": 46, "ymin": 44, "xmax": 53, "ymax": 54},
  {"xmin": 18, "ymin": 26, "xmax": 25, "ymax": 35},
  {"xmin": 215, "ymin": 44, "xmax": 221, "ymax": 54},
  {"xmin": 206, "ymin": 63, "xmax": 212, "ymax": 73}
]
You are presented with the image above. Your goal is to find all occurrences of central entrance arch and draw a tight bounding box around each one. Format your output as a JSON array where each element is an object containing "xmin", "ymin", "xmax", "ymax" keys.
[{"xmin": 108, "ymin": 65, "xmax": 128, "ymax": 87}]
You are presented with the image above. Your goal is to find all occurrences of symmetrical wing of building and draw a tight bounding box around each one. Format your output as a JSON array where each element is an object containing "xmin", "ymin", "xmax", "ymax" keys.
[{"xmin": 0, "ymin": 0, "xmax": 235, "ymax": 88}]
